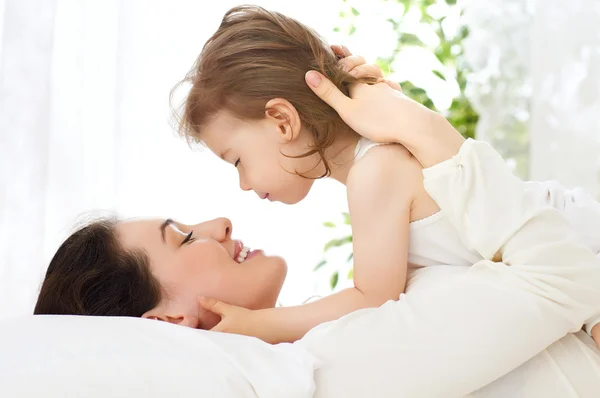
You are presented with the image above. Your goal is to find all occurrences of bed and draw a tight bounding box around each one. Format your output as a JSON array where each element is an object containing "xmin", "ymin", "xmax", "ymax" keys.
[{"xmin": 2, "ymin": 266, "xmax": 599, "ymax": 397}]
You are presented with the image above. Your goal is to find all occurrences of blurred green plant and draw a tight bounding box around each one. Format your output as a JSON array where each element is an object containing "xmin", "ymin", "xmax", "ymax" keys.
[{"xmin": 317, "ymin": 0, "xmax": 479, "ymax": 290}]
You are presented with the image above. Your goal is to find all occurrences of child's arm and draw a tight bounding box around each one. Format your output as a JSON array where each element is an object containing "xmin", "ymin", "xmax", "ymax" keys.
[
  {"xmin": 265, "ymin": 145, "xmax": 416, "ymax": 343},
  {"xmin": 200, "ymin": 146, "xmax": 417, "ymax": 344},
  {"xmin": 344, "ymin": 144, "xmax": 417, "ymax": 308}
]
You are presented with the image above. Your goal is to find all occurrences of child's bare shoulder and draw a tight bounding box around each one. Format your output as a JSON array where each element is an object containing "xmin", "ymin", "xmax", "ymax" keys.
[
  {"xmin": 347, "ymin": 143, "xmax": 422, "ymax": 194},
  {"xmin": 350, "ymin": 143, "xmax": 421, "ymax": 179}
]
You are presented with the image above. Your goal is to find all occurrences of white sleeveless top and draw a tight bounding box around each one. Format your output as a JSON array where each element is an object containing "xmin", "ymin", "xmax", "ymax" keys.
[{"xmin": 354, "ymin": 137, "xmax": 482, "ymax": 268}]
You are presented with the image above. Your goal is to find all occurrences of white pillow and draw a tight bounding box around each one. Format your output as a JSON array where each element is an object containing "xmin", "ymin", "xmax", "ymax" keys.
[{"xmin": 0, "ymin": 315, "xmax": 318, "ymax": 398}]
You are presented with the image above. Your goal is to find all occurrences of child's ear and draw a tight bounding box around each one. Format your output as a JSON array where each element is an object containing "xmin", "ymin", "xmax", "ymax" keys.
[{"xmin": 265, "ymin": 98, "xmax": 301, "ymax": 142}]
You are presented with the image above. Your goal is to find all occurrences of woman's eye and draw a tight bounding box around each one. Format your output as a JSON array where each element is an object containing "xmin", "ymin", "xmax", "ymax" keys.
[
  {"xmin": 181, "ymin": 231, "xmax": 195, "ymax": 246},
  {"xmin": 234, "ymin": 159, "xmax": 240, "ymax": 167}
]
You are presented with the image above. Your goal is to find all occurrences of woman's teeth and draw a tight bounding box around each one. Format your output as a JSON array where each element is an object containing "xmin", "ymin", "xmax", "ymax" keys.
[{"xmin": 236, "ymin": 246, "xmax": 250, "ymax": 263}]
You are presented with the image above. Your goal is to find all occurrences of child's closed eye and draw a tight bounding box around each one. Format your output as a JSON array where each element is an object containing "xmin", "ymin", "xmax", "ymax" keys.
[{"xmin": 234, "ymin": 159, "xmax": 240, "ymax": 167}]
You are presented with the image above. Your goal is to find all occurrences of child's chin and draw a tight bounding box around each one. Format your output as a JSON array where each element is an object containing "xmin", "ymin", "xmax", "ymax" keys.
[{"xmin": 280, "ymin": 193, "xmax": 309, "ymax": 205}]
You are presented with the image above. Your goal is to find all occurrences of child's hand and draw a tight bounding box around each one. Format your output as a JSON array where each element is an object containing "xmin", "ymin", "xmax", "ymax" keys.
[{"xmin": 198, "ymin": 297, "xmax": 276, "ymax": 343}]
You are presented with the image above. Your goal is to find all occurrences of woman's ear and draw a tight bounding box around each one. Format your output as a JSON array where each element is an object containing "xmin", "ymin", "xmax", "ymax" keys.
[
  {"xmin": 142, "ymin": 302, "xmax": 199, "ymax": 328},
  {"xmin": 265, "ymin": 98, "xmax": 302, "ymax": 143}
]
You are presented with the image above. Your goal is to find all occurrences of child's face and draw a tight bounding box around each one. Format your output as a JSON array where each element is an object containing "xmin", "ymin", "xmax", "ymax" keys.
[{"xmin": 202, "ymin": 107, "xmax": 321, "ymax": 204}]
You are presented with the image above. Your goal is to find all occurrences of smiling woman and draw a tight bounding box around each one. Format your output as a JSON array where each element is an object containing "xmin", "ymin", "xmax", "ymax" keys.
[{"xmin": 35, "ymin": 216, "xmax": 287, "ymax": 331}]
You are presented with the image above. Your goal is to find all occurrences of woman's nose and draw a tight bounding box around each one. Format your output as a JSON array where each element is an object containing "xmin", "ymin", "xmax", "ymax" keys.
[{"xmin": 195, "ymin": 217, "xmax": 233, "ymax": 242}]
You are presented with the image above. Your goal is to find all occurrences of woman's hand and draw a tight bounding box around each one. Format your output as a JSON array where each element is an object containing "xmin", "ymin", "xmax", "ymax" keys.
[
  {"xmin": 305, "ymin": 70, "xmax": 430, "ymax": 143},
  {"xmin": 331, "ymin": 44, "xmax": 392, "ymax": 84},
  {"xmin": 331, "ymin": 44, "xmax": 403, "ymax": 91},
  {"xmin": 331, "ymin": 46, "xmax": 420, "ymax": 141},
  {"xmin": 198, "ymin": 297, "xmax": 276, "ymax": 343},
  {"xmin": 319, "ymin": 45, "xmax": 426, "ymax": 144},
  {"xmin": 304, "ymin": 68, "xmax": 465, "ymax": 168}
]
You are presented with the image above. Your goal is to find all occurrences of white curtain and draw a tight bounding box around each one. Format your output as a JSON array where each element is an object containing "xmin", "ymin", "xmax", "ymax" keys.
[
  {"xmin": 463, "ymin": 0, "xmax": 600, "ymax": 198},
  {"xmin": 528, "ymin": 0, "xmax": 600, "ymax": 199},
  {"xmin": 0, "ymin": 0, "xmax": 350, "ymax": 318},
  {"xmin": 1, "ymin": 0, "xmax": 60, "ymax": 317}
]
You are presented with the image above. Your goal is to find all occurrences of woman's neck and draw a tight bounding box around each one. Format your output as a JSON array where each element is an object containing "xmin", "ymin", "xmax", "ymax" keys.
[{"xmin": 325, "ymin": 129, "xmax": 361, "ymax": 185}]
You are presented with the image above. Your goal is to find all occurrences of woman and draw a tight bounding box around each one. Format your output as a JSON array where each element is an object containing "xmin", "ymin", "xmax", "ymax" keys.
[{"xmin": 34, "ymin": 215, "xmax": 287, "ymax": 330}]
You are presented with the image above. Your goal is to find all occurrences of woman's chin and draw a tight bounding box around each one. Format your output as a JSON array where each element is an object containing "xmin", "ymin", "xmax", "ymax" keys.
[
  {"xmin": 247, "ymin": 253, "xmax": 288, "ymax": 280},
  {"xmin": 272, "ymin": 256, "xmax": 288, "ymax": 288}
]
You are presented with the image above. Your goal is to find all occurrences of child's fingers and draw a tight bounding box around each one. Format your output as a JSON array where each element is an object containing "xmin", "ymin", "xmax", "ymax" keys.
[
  {"xmin": 198, "ymin": 296, "xmax": 227, "ymax": 316},
  {"xmin": 210, "ymin": 320, "xmax": 227, "ymax": 333},
  {"xmin": 305, "ymin": 71, "xmax": 352, "ymax": 112}
]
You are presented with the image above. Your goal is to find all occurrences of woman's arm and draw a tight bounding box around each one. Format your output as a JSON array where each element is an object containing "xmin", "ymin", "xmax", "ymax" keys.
[
  {"xmin": 301, "ymin": 75, "xmax": 600, "ymax": 396},
  {"xmin": 308, "ymin": 70, "xmax": 600, "ymax": 342},
  {"xmin": 304, "ymin": 70, "xmax": 465, "ymax": 169},
  {"xmin": 301, "ymin": 139, "xmax": 600, "ymax": 398}
]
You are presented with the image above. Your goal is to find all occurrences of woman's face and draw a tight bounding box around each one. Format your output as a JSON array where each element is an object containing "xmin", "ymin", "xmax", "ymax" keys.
[{"xmin": 116, "ymin": 217, "xmax": 287, "ymax": 329}]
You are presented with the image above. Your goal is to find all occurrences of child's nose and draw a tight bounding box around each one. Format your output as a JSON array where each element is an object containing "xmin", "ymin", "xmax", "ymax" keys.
[{"xmin": 239, "ymin": 174, "xmax": 252, "ymax": 191}]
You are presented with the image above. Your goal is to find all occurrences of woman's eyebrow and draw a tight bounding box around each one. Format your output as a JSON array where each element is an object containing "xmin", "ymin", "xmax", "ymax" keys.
[{"xmin": 159, "ymin": 219, "xmax": 174, "ymax": 243}]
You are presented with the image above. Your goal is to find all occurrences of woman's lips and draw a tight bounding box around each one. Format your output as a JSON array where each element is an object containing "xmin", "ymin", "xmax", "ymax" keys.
[
  {"xmin": 232, "ymin": 241, "xmax": 263, "ymax": 263},
  {"xmin": 246, "ymin": 249, "xmax": 263, "ymax": 260}
]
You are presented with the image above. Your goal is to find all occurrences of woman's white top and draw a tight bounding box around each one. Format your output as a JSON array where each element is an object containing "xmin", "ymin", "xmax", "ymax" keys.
[{"xmin": 354, "ymin": 137, "xmax": 600, "ymax": 269}]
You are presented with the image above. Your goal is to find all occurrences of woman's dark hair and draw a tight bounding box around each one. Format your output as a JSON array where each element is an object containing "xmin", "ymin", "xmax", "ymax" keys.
[{"xmin": 34, "ymin": 217, "xmax": 162, "ymax": 317}]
